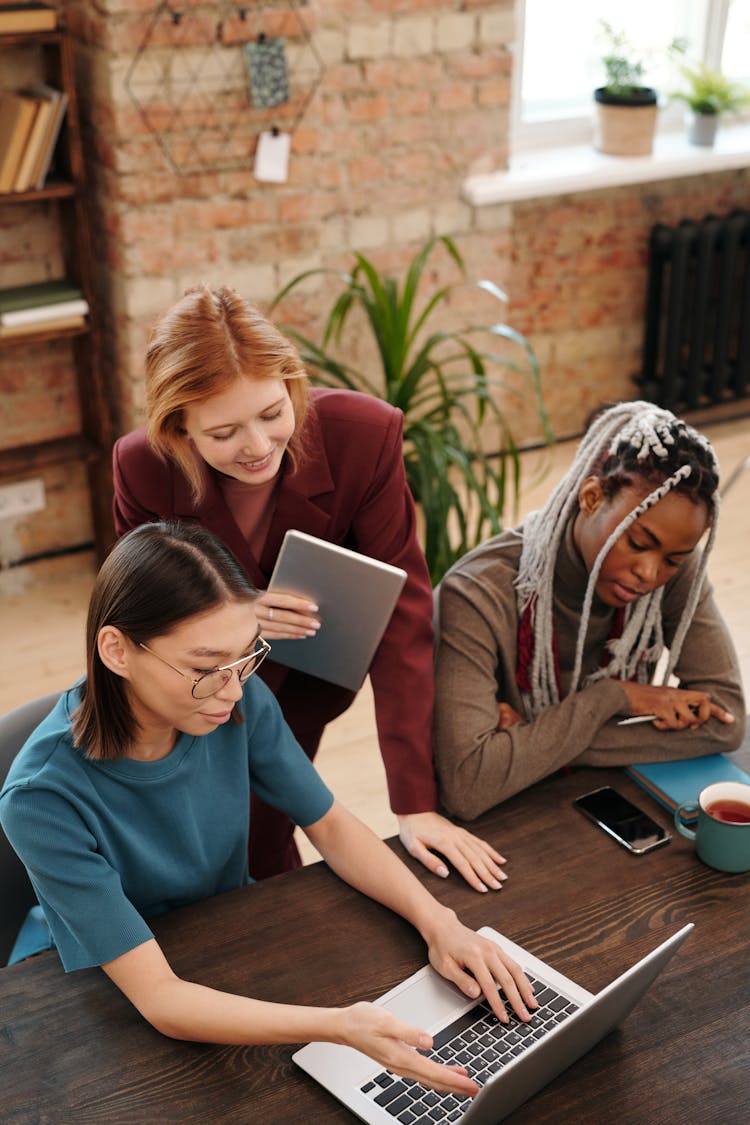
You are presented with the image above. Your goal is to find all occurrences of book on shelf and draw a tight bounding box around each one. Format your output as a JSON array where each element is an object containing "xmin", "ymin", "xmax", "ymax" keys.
[
  {"xmin": 0, "ymin": 4, "xmax": 58, "ymax": 34},
  {"xmin": 626, "ymin": 753, "xmax": 750, "ymax": 820},
  {"xmin": 0, "ymin": 90, "xmax": 38, "ymax": 193},
  {"xmin": 28, "ymin": 82, "xmax": 67, "ymax": 188},
  {"xmin": 0, "ymin": 313, "xmax": 86, "ymax": 338},
  {"xmin": 0, "ymin": 278, "xmax": 85, "ymax": 314},
  {"xmin": 12, "ymin": 88, "xmax": 55, "ymax": 192},
  {"xmin": 2, "ymin": 297, "xmax": 89, "ymax": 326}
]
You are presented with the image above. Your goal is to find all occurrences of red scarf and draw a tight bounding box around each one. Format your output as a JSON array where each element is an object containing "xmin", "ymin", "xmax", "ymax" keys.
[{"xmin": 515, "ymin": 598, "xmax": 625, "ymax": 695}]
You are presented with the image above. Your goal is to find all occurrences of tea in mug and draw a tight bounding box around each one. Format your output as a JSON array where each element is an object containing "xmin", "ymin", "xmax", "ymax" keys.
[{"xmin": 705, "ymin": 799, "xmax": 750, "ymax": 825}]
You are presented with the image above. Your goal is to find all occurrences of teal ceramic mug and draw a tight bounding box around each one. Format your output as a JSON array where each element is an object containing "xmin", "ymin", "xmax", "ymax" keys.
[{"xmin": 674, "ymin": 781, "xmax": 750, "ymax": 873}]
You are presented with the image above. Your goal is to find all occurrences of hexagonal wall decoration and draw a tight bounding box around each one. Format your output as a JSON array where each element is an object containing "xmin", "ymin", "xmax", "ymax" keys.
[{"xmin": 124, "ymin": 1, "xmax": 324, "ymax": 175}]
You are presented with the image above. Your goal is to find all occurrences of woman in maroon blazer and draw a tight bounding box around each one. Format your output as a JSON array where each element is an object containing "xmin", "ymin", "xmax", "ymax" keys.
[{"xmin": 113, "ymin": 285, "xmax": 505, "ymax": 892}]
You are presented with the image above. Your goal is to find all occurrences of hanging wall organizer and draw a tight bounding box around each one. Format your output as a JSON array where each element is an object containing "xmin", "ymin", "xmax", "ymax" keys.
[{"xmin": 124, "ymin": 1, "xmax": 324, "ymax": 175}]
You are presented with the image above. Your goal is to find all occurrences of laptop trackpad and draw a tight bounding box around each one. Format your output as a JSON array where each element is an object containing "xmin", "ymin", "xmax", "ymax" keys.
[{"xmin": 378, "ymin": 968, "xmax": 467, "ymax": 1028}]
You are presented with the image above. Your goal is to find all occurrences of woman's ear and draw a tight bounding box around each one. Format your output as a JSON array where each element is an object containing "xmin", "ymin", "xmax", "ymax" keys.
[
  {"xmin": 97, "ymin": 626, "xmax": 132, "ymax": 680},
  {"xmin": 578, "ymin": 475, "xmax": 605, "ymax": 516}
]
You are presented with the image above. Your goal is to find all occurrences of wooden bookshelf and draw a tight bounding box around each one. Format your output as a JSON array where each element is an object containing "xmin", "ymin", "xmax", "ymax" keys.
[
  {"xmin": 0, "ymin": 25, "xmax": 114, "ymax": 562},
  {"xmin": 0, "ymin": 180, "xmax": 77, "ymax": 202}
]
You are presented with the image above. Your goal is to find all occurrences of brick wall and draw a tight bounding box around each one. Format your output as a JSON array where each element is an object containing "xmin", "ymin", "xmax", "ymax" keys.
[
  {"xmin": 66, "ymin": 0, "xmax": 517, "ymax": 432},
  {"xmin": 2, "ymin": 0, "xmax": 748, "ymax": 574},
  {"xmin": 501, "ymin": 170, "xmax": 750, "ymax": 440}
]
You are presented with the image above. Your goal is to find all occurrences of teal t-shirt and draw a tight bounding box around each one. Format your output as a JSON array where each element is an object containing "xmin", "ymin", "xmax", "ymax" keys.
[{"xmin": 0, "ymin": 679, "xmax": 333, "ymax": 971}]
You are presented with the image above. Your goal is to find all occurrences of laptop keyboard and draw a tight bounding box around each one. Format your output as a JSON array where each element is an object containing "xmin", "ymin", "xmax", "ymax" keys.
[{"xmin": 359, "ymin": 976, "xmax": 579, "ymax": 1123}]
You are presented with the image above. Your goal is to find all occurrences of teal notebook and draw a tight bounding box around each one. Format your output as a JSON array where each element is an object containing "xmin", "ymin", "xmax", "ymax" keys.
[{"xmin": 626, "ymin": 754, "xmax": 750, "ymax": 819}]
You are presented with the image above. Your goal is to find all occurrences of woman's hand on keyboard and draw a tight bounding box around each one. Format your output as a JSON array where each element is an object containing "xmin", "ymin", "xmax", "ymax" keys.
[
  {"xmin": 424, "ymin": 915, "xmax": 538, "ymax": 1026},
  {"xmin": 339, "ymin": 1001, "xmax": 480, "ymax": 1097}
]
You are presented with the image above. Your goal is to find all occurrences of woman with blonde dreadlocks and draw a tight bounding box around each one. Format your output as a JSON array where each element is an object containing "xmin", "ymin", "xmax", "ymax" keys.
[{"xmin": 433, "ymin": 401, "xmax": 745, "ymax": 822}]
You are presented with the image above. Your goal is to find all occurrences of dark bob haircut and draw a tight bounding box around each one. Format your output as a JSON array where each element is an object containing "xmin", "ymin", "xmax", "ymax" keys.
[{"xmin": 72, "ymin": 521, "xmax": 258, "ymax": 760}]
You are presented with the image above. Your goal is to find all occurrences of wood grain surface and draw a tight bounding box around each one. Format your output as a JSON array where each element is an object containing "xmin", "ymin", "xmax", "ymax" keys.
[{"xmin": 2, "ymin": 750, "xmax": 748, "ymax": 1124}]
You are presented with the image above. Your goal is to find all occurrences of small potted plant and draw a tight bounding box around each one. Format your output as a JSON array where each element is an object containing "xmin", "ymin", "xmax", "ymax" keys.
[
  {"xmin": 594, "ymin": 21, "xmax": 659, "ymax": 156},
  {"xmin": 670, "ymin": 53, "xmax": 750, "ymax": 146}
]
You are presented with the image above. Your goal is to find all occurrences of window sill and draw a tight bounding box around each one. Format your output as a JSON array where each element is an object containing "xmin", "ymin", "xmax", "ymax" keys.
[{"xmin": 462, "ymin": 124, "xmax": 750, "ymax": 206}]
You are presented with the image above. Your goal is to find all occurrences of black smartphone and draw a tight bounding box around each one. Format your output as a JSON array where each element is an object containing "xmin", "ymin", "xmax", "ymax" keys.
[{"xmin": 574, "ymin": 786, "xmax": 671, "ymax": 855}]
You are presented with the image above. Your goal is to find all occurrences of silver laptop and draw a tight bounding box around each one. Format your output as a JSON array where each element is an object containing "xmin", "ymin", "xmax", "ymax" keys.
[
  {"xmin": 266, "ymin": 530, "xmax": 407, "ymax": 691},
  {"xmin": 294, "ymin": 923, "xmax": 693, "ymax": 1124}
]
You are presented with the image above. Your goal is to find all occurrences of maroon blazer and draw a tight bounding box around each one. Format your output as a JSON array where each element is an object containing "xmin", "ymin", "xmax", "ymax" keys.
[{"xmin": 112, "ymin": 387, "xmax": 438, "ymax": 813}]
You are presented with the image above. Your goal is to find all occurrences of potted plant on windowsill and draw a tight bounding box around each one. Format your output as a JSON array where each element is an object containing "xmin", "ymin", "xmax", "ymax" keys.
[
  {"xmin": 594, "ymin": 21, "xmax": 660, "ymax": 156},
  {"xmin": 669, "ymin": 53, "xmax": 750, "ymax": 147},
  {"xmin": 269, "ymin": 237, "xmax": 553, "ymax": 583}
]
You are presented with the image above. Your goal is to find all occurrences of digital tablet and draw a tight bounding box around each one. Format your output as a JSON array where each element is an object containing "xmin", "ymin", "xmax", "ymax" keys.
[{"xmin": 265, "ymin": 530, "xmax": 407, "ymax": 691}]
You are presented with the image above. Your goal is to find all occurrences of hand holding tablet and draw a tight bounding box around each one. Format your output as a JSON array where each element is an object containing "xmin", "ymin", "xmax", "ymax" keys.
[{"xmin": 265, "ymin": 530, "xmax": 407, "ymax": 691}]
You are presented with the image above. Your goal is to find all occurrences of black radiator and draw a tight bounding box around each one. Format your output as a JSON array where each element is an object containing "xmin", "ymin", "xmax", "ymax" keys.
[{"xmin": 638, "ymin": 210, "xmax": 750, "ymax": 411}]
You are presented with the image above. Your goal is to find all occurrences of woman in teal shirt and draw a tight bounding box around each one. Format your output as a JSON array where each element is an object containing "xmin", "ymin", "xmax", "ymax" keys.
[{"xmin": 0, "ymin": 521, "xmax": 535, "ymax": 1100}]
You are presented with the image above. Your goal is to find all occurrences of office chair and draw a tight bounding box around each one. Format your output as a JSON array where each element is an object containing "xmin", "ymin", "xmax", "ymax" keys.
[{"xmin": 0, "ymin": 691, "xmax": 61, "ymax": 966}]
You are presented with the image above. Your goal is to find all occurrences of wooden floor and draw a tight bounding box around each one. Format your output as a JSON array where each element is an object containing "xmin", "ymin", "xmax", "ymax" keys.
[{"xmin": 1, "ymin": 416, "xmax": 749, "ymax": 863}]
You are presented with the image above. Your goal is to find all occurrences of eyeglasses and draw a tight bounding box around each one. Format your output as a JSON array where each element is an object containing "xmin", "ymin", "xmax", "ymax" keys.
[{"xmin": 138, "ymin": 637, "xmax": 271, "ymax": 699}]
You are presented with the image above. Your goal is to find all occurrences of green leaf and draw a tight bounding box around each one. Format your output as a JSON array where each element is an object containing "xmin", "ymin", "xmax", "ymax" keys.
[{"xmin": 269, "ymin": 236, "xmax": 553, "ymax": 581}]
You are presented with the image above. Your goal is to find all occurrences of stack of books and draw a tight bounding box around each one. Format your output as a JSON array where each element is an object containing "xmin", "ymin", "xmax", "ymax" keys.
[
  {"xmin": 0, "ymin": 83, "xmax": 68, "ymax": 194},
  {"xmin": 0, "ymin": 279, "xmax": 89, "ymax": 338}
]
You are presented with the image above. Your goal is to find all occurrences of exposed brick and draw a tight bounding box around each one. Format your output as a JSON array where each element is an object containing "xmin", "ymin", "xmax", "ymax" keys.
[
  {"xmin": 123, "ymin": 235, "xmax": 220, "ymax": 277},
  {"xmin": 348, "ymin": 20, "xmax": 391, "ymax": 59},
  {"xmin": 116, "ymin": 208, "xmax": 174, "ymax": 243},
  {"xmin": 433, "ymin": 199, "xmax": 474, "ymax": 236},
  {"xmin": 115, "ymin": 275, "xmax": 179, "ymax": 320},
  {"xmin": 314, "ymin": 28, "xmax": 347, "ymax": 65},
  {"xmin": 435, "ymin": 13, "xmax": 476, "ymax": 53},
  {"xmin": 277, "ymin": 256, "xmax": 325, "ymax": 293},
  {"xmin": 479, "ymin": 9, "xmax": 516, "ymax": 47},
  {"xmin": 463, "ymin": 0, "xmax": 512, "ymax": 9},
  {"xmin": 478, "ymin": 77, "xmax": 511, "ymax": 108},
  {"xmin": 348, "ymin": 155, "xmax": 388, "ymax": 186},
  {"xmin": 278, "ymin": 191, "xmax": 344, "ymax": 223},
  {"xmin": 436, "ymin": 85, "xmax": 475, "ymax": 113},
  {"xmin": 320, "ymin": 63, "xmax": 364, "ymax": 94},
  {"xmin": 393, "ymin": 57, "xmax": 443, "ymax": 85},
  {"xmin": 192, "ymin": 262, "xmax": 278, "ymax": 302},
  {"xmin": 376, "ymin": 180, "xmax": 436, "ymax": 209},
  {"xmin": 291, "ymin": 126, "xmax": 322, "ymax": 154},
  {"xmin": 395, "ymin": 150, "xmax": 433, "ymax": 181},
  {"xmin": 387, "ymin": 116, "xmax": 435, "ymax": 146},
  {"xmin": 369, "ymin": 0, "xmax": 435, "ymax": 11},
  {"xmin": 450, "ymin": 51, "xmax": 508, "ymax": 80},
  {"xmin": 390, "ymin": 87, "xmax": 431, "ymax": 115},
  {"xmin": 15, "ymin": 0, "xmax": 748, "ymax": 515},
  {"xmin": 392, "ymin": 16, "xmax": 433, "ymax": 57},
  {"xmin": 391, "ymin": 208, "xmax": 432, "ymax": 244},
  {"xmin": 307, "ymin": 160, "xmax": 344, "ymax": 190},
  {"xmin": 349, "ymin": 213, "xmax": 390, "ymax": 249},
  {"xmin": 173, "ymin": 198, "xmax": 276, "ymax": 235},
  {"xmin": 347, "ymin": 91, "xmax": 390, "ymax": 122}
]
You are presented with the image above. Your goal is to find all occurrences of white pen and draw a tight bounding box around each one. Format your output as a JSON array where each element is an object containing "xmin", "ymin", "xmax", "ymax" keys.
[{"xmin": 617, "ymin": 714, "xmax": 658, "ymax": 726}]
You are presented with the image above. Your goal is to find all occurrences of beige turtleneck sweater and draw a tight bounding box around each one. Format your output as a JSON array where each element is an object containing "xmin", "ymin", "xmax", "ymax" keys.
[{"xmin": 434, "ymin": 519, "xmax": 745, "ymax": 821}]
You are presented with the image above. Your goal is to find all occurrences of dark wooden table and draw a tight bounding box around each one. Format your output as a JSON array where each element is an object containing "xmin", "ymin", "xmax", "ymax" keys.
[{"xmin": 2, "ymin": 755, "xmax": 749, "ymax": 1124}]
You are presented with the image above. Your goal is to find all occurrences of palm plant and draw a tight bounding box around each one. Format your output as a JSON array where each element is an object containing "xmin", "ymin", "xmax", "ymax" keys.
[{"xmin": 269, "ymin": 236, "xmax": 551, "ymax": 583}]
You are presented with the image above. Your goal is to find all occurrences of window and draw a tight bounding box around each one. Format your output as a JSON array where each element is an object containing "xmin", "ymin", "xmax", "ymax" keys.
[
  {"xmin": 514, "ymin": 0, "xmax": 750, "ymax": 151},
  {"xmin": 720, "ymin": 0, "xmax": 750, "ymax": 76}
]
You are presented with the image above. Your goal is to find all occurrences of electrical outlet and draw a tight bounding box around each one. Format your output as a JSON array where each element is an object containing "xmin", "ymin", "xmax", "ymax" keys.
[{"xmin": 0, "ymin": 478, "xmax": 46, "ymax": 519}]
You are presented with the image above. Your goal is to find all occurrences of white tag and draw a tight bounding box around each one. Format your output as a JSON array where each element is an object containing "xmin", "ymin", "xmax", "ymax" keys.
[{"xmin": 254, "ymin": 130, "xmax": 291, "ymax": 183}]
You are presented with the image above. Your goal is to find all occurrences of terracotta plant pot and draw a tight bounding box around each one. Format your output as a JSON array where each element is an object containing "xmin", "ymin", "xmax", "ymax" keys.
[{"xmin": 593, "ymin": 86, "xmax": 658, "ymax": 156}]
